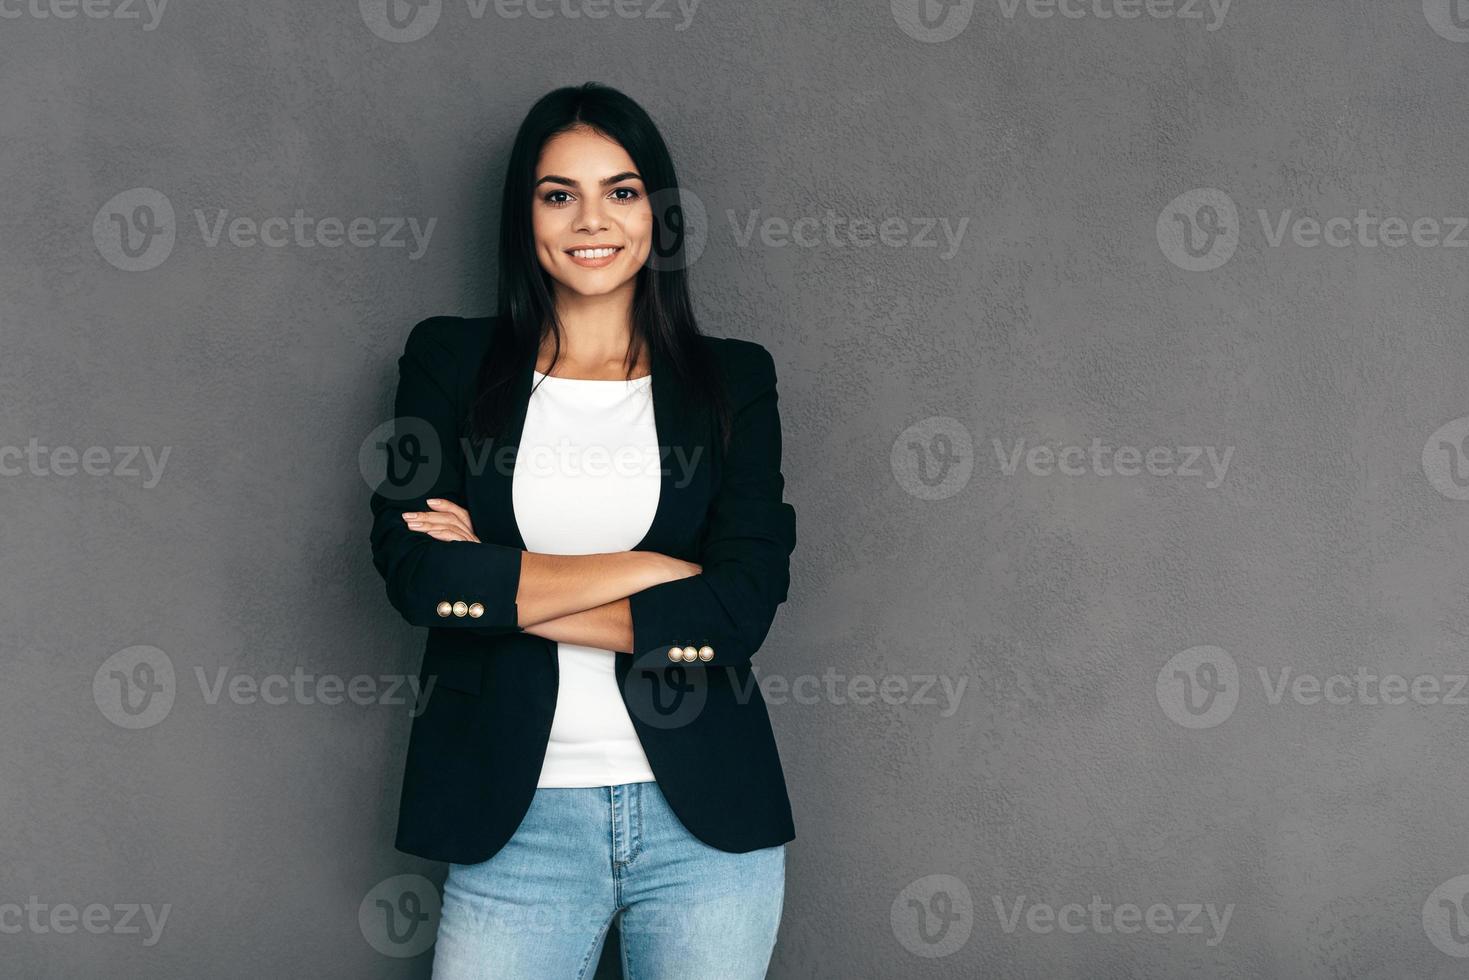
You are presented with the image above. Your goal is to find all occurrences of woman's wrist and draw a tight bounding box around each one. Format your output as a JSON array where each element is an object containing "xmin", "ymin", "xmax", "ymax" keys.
[
  {"xmin": 627, "ymin": 550, "xmax": 701, "ymax": 590},
  {"xmin": 626, "ymin": 550, "xmax": 673, "ymax": 592}
]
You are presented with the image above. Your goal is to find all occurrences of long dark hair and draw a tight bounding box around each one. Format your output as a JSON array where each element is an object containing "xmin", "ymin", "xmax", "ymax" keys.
[{"xmin": 468, "ymin": 82, "xmax": 731, "ymax": 452}]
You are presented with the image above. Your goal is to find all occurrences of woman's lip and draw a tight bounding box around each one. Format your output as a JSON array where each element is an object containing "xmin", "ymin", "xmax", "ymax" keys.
[{"xmin": 565, "ymin": 246, "xmax": 623, "ymax": 269}]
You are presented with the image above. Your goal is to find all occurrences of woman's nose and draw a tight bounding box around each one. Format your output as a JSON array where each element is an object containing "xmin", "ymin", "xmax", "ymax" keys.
[{"xmin": 575, "ymin": 201, "xmax": 609, "ymax": 233}]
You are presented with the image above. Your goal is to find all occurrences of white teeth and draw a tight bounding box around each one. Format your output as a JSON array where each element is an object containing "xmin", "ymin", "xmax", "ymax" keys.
[{"xmin": 570, "ymin": 247, "xmax": 618, "ymax": 259}]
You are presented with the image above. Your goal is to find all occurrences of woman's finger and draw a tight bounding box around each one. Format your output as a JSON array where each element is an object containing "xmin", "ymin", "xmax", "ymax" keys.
[
  {"xmin": 403, "ymin": 512, "xmax": 473, "ymax": 536},
  {"xmin": 424, "ymin": 527, "xmax": 477, "ymax": 543},
  {"xmin": 426, "ymin": 498, "xmax": 473, "ymax": 524},
  {"xmin": 403, "ymin": 512, "xmax": 461, "ymax": 527},
  {"xmin": 401, "ymin": 513, "xmax": 478, "ymax": 543}
]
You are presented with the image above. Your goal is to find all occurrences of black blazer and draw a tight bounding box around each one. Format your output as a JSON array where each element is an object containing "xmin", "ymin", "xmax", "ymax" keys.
[{"xmin": 368, "ymin": 315, "xmax": 798, "ymax": 864}]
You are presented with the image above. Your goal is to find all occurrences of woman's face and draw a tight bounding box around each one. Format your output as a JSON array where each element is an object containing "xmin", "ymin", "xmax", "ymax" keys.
[{"xmin": 532, "ymin": 126, "xmax": 652, "ymax": 300}]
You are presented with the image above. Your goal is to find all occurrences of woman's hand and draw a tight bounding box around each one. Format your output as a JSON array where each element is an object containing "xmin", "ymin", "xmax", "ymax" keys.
[{"xmin": 402, "ymin": 498, "xmax": 480, "ymax": 543}]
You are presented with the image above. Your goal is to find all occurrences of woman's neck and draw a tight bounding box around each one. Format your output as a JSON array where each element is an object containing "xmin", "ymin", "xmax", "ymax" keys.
[{"xmin": 541, "ymin": 285, "xmax": 647, "ymax": 377}]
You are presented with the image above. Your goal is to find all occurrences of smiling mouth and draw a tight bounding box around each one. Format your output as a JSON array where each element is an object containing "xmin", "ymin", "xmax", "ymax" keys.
[{"xmin": 566, "ymin": 246, "xmax": 623, "ymax": 259}]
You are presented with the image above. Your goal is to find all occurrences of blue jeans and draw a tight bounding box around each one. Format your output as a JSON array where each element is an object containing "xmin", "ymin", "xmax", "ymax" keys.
[{"xmin": 430, "ymin": 781, "xmax": 786, "ymax": 979}]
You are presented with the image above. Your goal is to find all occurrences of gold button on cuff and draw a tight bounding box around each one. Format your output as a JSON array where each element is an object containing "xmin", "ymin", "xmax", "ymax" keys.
[
  {"xmin": 468, "ymin": 603, "xmax": 485, "ymax": 619},
  {"xmin": 452, "ymin": 601, "xmax": 469, "ymax": 618},
  {"xmin": 697, "ymin": 645, "xmax": 714, "ymax": 662},
  {"xmin": 436, "ymin": 601, "xmax": 453, "ymax": 618},
  {"xmin": 680, "ymin": 646, "xmax": 698, "ymax": 662},
  {"xmin": 667, "ymin": 647, "xmax": 683, "ymax": 663}
]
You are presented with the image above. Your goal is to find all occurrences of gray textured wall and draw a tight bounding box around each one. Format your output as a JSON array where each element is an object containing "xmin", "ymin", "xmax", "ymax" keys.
[{"xmin": 5, "ymin": 1, "xmax": 1469, "ymax": 977}]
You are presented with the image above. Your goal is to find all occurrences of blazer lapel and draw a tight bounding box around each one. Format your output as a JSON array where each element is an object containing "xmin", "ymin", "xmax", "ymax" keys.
[
  {"xmin": 468, "ymin": 338, "xmax": 535, "ymax": 552},
  {"xmin": 635, "ymin": 340, "xmax": 710, "ymax": 556}
]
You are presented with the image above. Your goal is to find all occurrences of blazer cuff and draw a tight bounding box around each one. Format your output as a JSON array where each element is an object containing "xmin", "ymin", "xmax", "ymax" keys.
[
  {"xmin": 627, "ymin": 572, "xmax": 754, "ymax": 667},
  {"xmin": 394, "ymin": 539, "xmax": 522, "ymax": 631}
]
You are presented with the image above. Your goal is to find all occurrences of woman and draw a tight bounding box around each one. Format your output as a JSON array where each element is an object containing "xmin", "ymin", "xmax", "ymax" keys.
[{"xmin": 367, "ymin": 82, "xmax": 798, "ymax": 978}]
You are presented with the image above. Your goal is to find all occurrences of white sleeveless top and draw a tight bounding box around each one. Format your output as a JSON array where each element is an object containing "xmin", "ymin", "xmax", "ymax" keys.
[{"xmin": 512, "ymin": 369, "xmax": 661, "ymax": 788}]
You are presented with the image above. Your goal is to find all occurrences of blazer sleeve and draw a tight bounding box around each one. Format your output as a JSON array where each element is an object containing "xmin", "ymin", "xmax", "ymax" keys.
[
  {"xmin": 368, "ymin": 316, "xmax": 524, "ymax": 633},
  {"xmin": 626, "ymin": 342, "xmax": 796, "ymax": 668}
]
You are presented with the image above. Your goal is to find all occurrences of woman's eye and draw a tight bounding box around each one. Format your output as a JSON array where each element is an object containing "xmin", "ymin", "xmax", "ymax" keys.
[
  {"xmin": 609, "ymin": 187, "xmax": 642, "ymax": 203},
  {"xmin": 542, "ymin": 191, "xmax": 573, "ymax": 206}
]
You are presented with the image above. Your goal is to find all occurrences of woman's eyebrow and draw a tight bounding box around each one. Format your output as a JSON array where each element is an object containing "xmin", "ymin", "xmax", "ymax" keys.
[{"xmin": 534, "ymin": 171, "xmax": 644, "ymax": 189}]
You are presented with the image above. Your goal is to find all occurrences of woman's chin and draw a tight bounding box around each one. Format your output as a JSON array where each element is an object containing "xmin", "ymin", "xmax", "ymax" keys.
[{"xmin": 552, "ymin": 270, "xmax": 638, "ymax": 299}]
